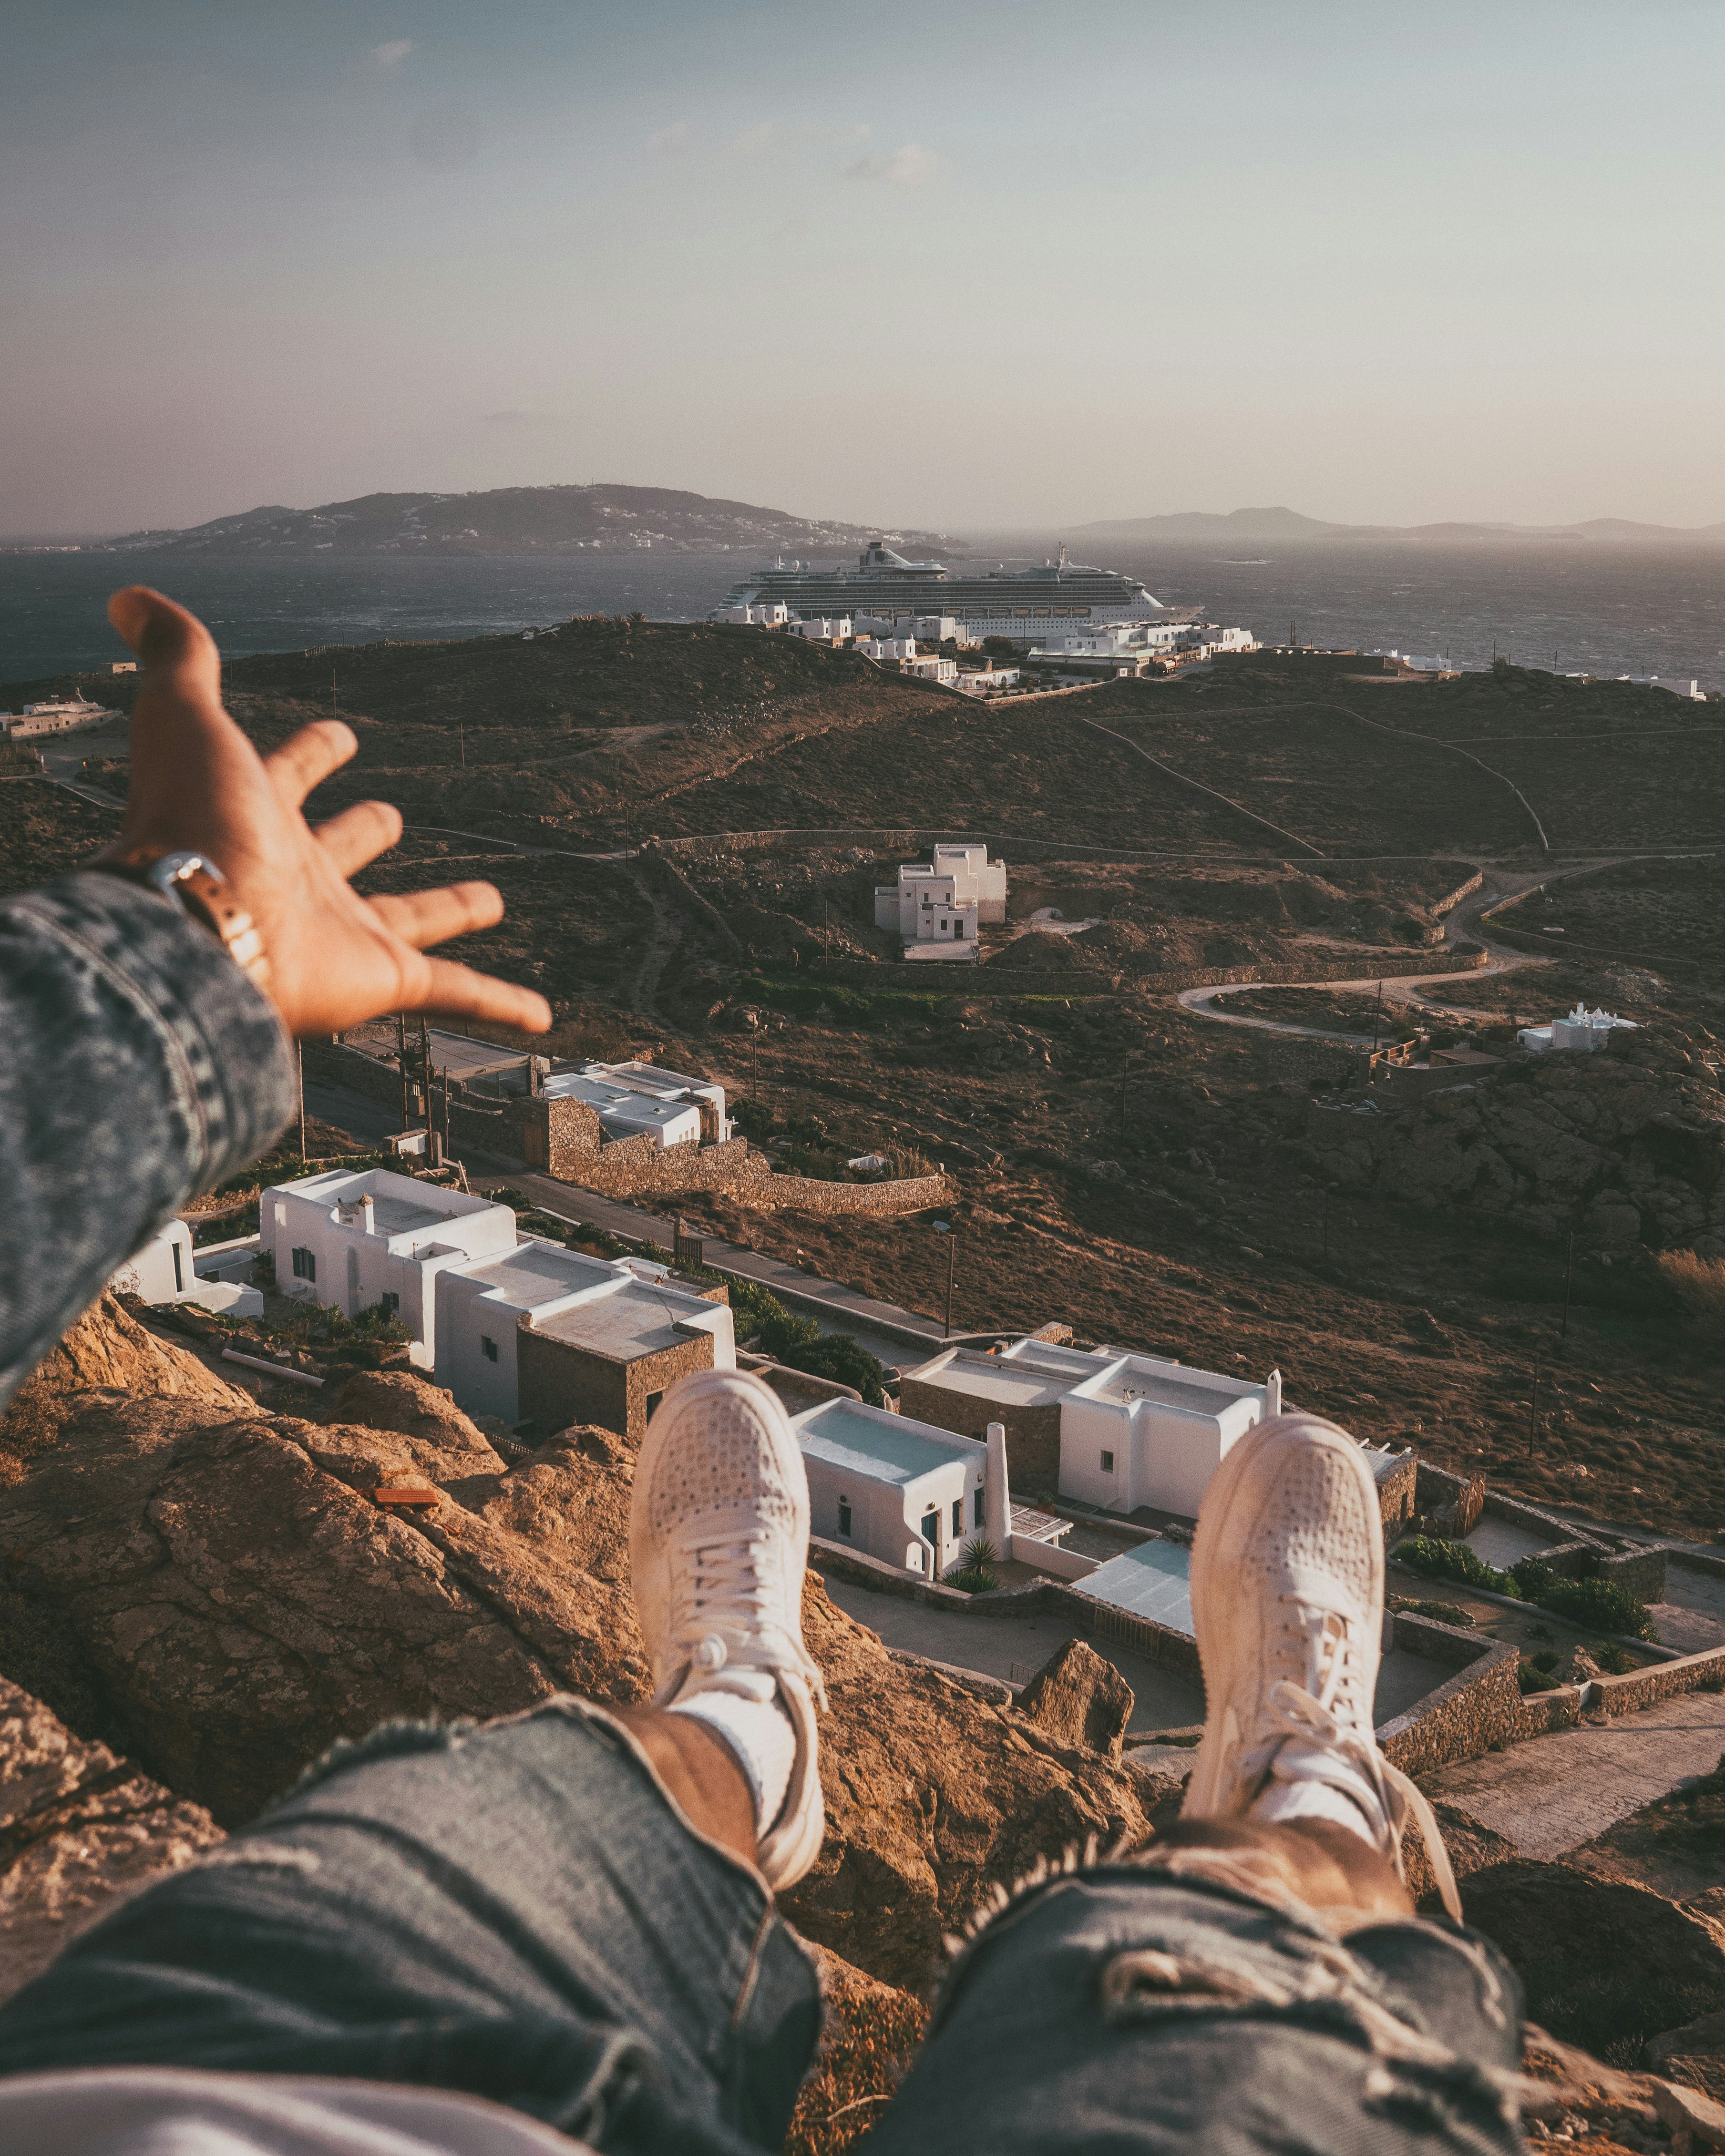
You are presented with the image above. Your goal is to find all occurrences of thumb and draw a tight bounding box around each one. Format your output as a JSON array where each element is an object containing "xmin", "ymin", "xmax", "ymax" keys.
[{"xmin": 109, "ymin": 586, "xmax": 223, "ymax": 705}]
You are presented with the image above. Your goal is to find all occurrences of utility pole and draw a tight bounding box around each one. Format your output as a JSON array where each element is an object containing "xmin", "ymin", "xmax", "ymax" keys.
[
  {"xmin": 1322, "ymin": 1186, "xmax": 1330, "ymax": 1263},
  {"xmin": 459, "ymin": 724, "xmax": 465, "ymax": 771},
  {"xmin": 297, "ymin": 1040, "xmax": 307, "ymax": 1165},
  {"xmin": 1528, "ymin": 1352, "xmax": 1542, "ymax": 1457},
  {"xmin": 1561, "ymin": 1233, "xmax": 1574, "ymax": 1342},
  {"xmin": 945, "ymin": 1231, "xmax": 957, "ymax": 1336},
  {"xmin": 397, "ymin": 1012, "xmax": 411, "ymax": 1131},
  {"xmin": 1119, "ymin": 1063, "xmax": 1129, "ymax": 1140},
  {"xmin": 418, "ymin": 1014, "xmax": 432, "ymax": 1134},
  {"xmin": 332, "ymin": 664, "xmax": 338, "ymax": 714},
  {"xmin": 1371, "ymin": 980, "xmax": 1384, "ymax": 1053}
]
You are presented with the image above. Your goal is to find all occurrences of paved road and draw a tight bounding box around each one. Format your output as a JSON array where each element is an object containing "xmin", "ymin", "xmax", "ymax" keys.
[
  {"xmin": 1425, "ymin": 1690, "xmax": 1725, "ymax": 1859},
  {"xmin": 304, "ymin": 1075, "xmax": 962, "ymax": 1366}
]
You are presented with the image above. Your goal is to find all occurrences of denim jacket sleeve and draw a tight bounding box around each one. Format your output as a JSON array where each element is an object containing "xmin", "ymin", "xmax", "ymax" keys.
[{"xmin": 0, "ymin": 870, "xmax": 297, "ymax": 1409}]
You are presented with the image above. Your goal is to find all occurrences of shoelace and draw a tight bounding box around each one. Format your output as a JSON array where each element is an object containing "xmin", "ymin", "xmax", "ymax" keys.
[
  {"xmin": 1243, "ymin": 1599, "xmax": 1461, "ymax": 1921},
  {"xmin": 669, "ymin": 1535, "xmax": 829, "ymax": 1707}
]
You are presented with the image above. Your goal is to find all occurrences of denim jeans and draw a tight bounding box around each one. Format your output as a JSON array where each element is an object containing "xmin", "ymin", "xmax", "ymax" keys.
[{"xmin": 0, "ymin": 1700, "xmax": 1527, "ymax": 2155}]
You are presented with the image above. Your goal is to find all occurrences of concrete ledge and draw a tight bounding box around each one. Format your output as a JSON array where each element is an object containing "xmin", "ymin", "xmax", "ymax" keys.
[
  {"xmin": 884, "ymin": 1646, "xmax": 1014, "ymax": 1705},
  {"xmin": 1594, "ymin": 1641, "xmax": 1725, "ymax": 1717}
]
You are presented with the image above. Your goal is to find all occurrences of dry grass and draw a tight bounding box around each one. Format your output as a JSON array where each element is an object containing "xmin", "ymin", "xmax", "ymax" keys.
[{"xmin": 1657, "ymin": 1249, "xmax": 1725, "ymax": 1328}]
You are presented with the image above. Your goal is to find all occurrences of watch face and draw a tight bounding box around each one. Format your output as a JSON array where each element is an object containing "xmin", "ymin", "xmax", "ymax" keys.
[{"xmin": 150, "ymin": 850, "xmax": 216, "ymax": 891}]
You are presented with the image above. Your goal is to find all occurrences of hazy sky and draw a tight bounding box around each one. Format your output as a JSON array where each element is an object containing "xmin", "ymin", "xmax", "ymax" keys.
[{"xmin": 8, "ymin": 0, "xmax": 1725, "ymax": 535}]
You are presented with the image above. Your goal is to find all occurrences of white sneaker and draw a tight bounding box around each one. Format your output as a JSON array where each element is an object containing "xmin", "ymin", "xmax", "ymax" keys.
[
  {"xmin": 1181, "ymin": 1413, "xmax": 1460, "ymax": 1920},
  {"xmin": 629, "ymin": 1369, "xmax": 829, "ymax": 1890}
]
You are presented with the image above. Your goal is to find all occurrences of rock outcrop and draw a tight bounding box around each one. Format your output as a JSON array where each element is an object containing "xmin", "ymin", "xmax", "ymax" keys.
[
  {"xmin": 1301, "ymin": 1023, "xmax": 1725, "ymax": 1255},
  {"xmin": 0, "ymin": 1291, "xmax": 253, "ymax": 1484},
  {"xmin": 1015, "ymin": 1638, "xmax": 1135, "ymax": 1761},
  {"xmin": 1461, "ymin": 1858, "xmax": 1725, "ymax": 2054},
  {"xmin": 0, "ymin": 1675, "xmax": 222, "ymax": 2001},
  {"xmin": 0, "ymin": 1368, "xmax": 1179, "ymax": 1994}
]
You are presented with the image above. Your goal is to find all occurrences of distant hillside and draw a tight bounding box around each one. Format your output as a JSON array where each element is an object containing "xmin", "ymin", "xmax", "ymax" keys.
[
  {"xmin": 97, "ymin": 484, "xmax": 957, "ymax": 560},
  {"xmin": 1064, "ymin": 505, "xmax": 1725, "ymax": 545}
]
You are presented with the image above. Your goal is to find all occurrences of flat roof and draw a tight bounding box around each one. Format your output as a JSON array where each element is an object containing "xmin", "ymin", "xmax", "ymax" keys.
[
  {"xmin": 597, "ymin": 1060, "xmax": 719, "ymax": 1096},
  {"xmin": 795, "ymin": 1399, "xmax": 976, "ymax": 1487},
  {"xmin": 540, "ymin": 1073, "xmax": 699, "ymax": 1127},
  {"xmin": 425, "ymin": 1031, "xmax": 530, "ymax": 1080},
  {"xmin": 460, "ymin": 1242, "xmax": 616, "ymax": 1307},
  {"xmin": 533, "ymin": 1279, "xmax": 708, "ymax": 1362},
  {"xmin": 911, "ymin": 1351, "xmax": 1073, "ymax": 1411},
  {"xmin": 1077, "ymin": 1539, "xmax": 1194, "ymax": 1637},
  {"xmin": 1084, "ymin": 1359, "xmax": 1260, "ymax": 1414}
]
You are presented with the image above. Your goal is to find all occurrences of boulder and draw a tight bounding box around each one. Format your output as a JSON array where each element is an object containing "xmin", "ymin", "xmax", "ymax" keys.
[
  {"xmin": 1407, "ymin": 1800, "xmax": 1522, "ymax": 1911},
  {"xmin": 1649, "ymin": 2006, "xmax": 1725, "ymax": 2068},
  {"xmin": 1015, "ymin": 1639, "xmax": 1135, "ymax": 1761},
  {"xmin": 0, "ymin": 1675, "xmax": 222, "ymax": 2003},
  {"xmin": 1462, "ymin": 1859, "xmax": 1725, "ymax": 2052},
  {"xmin": 0, "ymin": 1397, "xmax": 641, "ymax": 1823},
  {"xmin": 0, "ymin": 1292, "xmax": 253, "ymax": 1483}
]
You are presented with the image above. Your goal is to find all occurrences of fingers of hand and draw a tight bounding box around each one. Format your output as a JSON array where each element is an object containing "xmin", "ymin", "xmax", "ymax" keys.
[
  {"xmin": 107, "ymin": 587, "xmax": 221, "ymax": 695},
  {"xmin": 265, "ymin": 719, "xmax": 359, "ymax": 810},
  {"xmin": 315, "ymin": 799, "xmax": 404, "ymax": 878},
  {"xmin": 368, "ymin": 880, "xmax": 504, "ymax": 950},
  {"xmin": 406, "ymin": 956, "xmax": 551, "ymax": 1032}
]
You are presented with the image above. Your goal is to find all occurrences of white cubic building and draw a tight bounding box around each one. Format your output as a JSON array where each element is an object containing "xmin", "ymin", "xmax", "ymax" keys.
[
  {"xmin": 261, "ymin": 1168, "xmax": 518, "ymax": 1369},
  {"xmin": 109, "ymin": 1219, "xmax": 265, "ymax": 1319},
  {"xmin": 793, "ymin": 1395, "xmax": 987, "ymax": 1578},
  {"xmin": 1519, "ymin": 1004, "xmax": 1639, "ymax": 1055},
  {"xmin": 873, "ymin": 841, "xmax": 1007, "ymax": 954},
  {"xmin": 905, "ymin": 654, "xmax": 958, "ymax": 685},
  {"xmin": 857, "ymin": 636, "xmax": 918, "ymax": 663},
  {"xmin": 787, "ymin": 616, "xmax": 852, "ymax": 643},
  {"xmin": 2, "ymin": 696, "xmax": 118, "ymax": 739},
  {"xmin": 903, "ymin": 1335, "xmax": 1283, "ymax": 1521},
  {"xmin": 714, "ymin": 603, "xmax": 790, "ymax": 627},
  {"xmin": 259, "ymin": 1167, "xmax": 734, "ymax": 1427}
]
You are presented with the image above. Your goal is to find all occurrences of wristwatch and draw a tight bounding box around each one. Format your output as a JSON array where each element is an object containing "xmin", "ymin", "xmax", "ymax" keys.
[{"xmin": 91, "ymin": 844, "xmax": 272, "ymax": 994}]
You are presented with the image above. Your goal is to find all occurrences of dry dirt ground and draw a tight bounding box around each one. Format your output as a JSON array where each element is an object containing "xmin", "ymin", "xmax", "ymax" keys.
[{"xmin": 3, "ymin": 632, "xmax": 1721, "ymax": 1537}]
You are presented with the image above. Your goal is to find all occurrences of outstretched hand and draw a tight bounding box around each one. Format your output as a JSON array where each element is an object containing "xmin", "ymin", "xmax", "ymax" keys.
[{"xmin": 98, "ymin": 586, "xmax": 552, "ymax": 1041}]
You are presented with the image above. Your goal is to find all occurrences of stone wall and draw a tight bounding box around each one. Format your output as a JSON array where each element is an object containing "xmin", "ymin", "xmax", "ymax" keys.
[
  {"xmin": 1431, "ymin": 871, "xmax": 1485, "ymax": 919},
  {"xmin": 1377, "ymin": 1616, "xmax": 1522, "ymax": 1780},
  {"xmin": 1594, "ymin": 1641, "xmax": 1725, "ymax": 1717},
  {"xmin": 1415, "ymin": 1461, "xmax": 1487, "ymax": 1536},
  {"xmin": 1376, "ymin": 1449, "xmax": 1419, "ymax": 1532},
  {"xmin": 898, "ymin": 1379, "xmax": 1063, "ymax": 1502}
]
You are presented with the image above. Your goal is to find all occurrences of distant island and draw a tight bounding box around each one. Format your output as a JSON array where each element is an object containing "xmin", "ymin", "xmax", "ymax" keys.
[
  {"xmin": 81, "ymin": 484, "xmax": 959, "ymax": 561},
  {"xmin": 1058, "ymin": 505, "xmax": 1725, "ymax": 546}
]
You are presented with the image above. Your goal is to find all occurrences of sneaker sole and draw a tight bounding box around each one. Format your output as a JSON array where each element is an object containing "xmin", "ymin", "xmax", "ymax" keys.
[{"xmin": 1184, "ymin": 1412, "xmax": 1384, "ymax": 1822}]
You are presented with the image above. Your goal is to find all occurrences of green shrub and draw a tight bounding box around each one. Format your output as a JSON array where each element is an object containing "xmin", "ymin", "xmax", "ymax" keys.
[
  {"xmin": 778, "ymin": 1333, "xmax": 887, "ymax": 1407},
  {"xmin": 1531, "ymin": 1649, "xmax": 1560, "ymax": 1675},
  {"xmin": 1589, "ymin": 1640, "xmax": 1640, "ymax": 1674},
  {"xmin": 1396, "ymin": 1535, "xmax": 1520, "ymax": 1598},
  {"xmin": 1518, "ymin": 1663, "xmax": 1556, "ymax": 1696},
  {"xmin": 760, "ymin": 1309, "xmax": 822, "ymax": 1359},
  {"xmin": 1516, "ymin": 1566, "xmax": 1657, "ymax": 1642},
  {"xmin": 727, "ymin": 1277, "xmax": 791, "ymax": 1343}
]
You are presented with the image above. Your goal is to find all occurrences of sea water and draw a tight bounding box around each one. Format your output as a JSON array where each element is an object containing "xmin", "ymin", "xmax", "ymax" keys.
[{"xmin": 3, "ymin": 540, "xmax": 1724, "ymax": 690}]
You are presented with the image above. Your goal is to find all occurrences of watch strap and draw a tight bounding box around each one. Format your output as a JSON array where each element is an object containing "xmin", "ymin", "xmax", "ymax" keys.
[{"xmin": 90, "ymin": 845, "xmax": 272, "ymax": 996}]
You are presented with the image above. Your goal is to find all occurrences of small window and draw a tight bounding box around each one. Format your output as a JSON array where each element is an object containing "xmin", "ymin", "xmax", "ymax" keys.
[
  {"xmin": 1100, "ymin": 1449, "xmax": 1115, "ymax": 1473},
  {"xmin": 291, "ymin": 1247, "xmax": 316, "ymax": 1282},
  {"xmin": 974, "ymin": 1487, "xmax": 985, "ymax": 1528},
  {"xmin": 380, "ymin": 1292, "xmax": 399, "ymax": 1319},
  {"xmin": 838, "ymin": 1499, "xmax": 852, "ymax": 1537},
  {"xmin": 171, "ymin": 1240, "xmax": 183, "ymax": 1293},
  {"xmin": 481, "ymin": 1335, "xmax": 498, "ymax": 1363},
  {"xmin": 952, "ymin": 1497, "xmax": 963, "ymax": 1537}
]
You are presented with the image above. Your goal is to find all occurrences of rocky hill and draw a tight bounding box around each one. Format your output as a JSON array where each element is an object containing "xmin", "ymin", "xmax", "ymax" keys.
[{"xmin": 97, "ymin": 484, "xmax": 956, "ymax": 560}]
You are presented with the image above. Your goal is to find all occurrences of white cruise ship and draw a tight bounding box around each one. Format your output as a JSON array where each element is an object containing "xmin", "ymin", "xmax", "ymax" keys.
[{"xmin": 713, "ymin": 542, "xmax": 1171, "ymax": 643}]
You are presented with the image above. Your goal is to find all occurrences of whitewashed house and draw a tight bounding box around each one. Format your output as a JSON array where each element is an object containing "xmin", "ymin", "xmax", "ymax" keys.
[
  {"xmin": 1519, "ymin": 1005, "xmax": 1639, "ymax": 1054},
  {"xmin": 109, "ymin": 1219, "xmax": 264, "ymax": 1318},
  {"xmin": 261, "ymin": 1168, "xmax": 517, "ymax": 1369},
  {"xmin": 904, "ymin": 1336, "xmax": 1282, "ymax": 1521},
  {"xmin": 873, "ymin": 842, "xmax": 1007, "ymax": 955},
  {"xmin": 787, "ymin": 616, "xmax": 852, "ymax": 643},
  {"xmin": 793, "ymin": 1396, "xmax": 987, "ymax": 1578}
]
